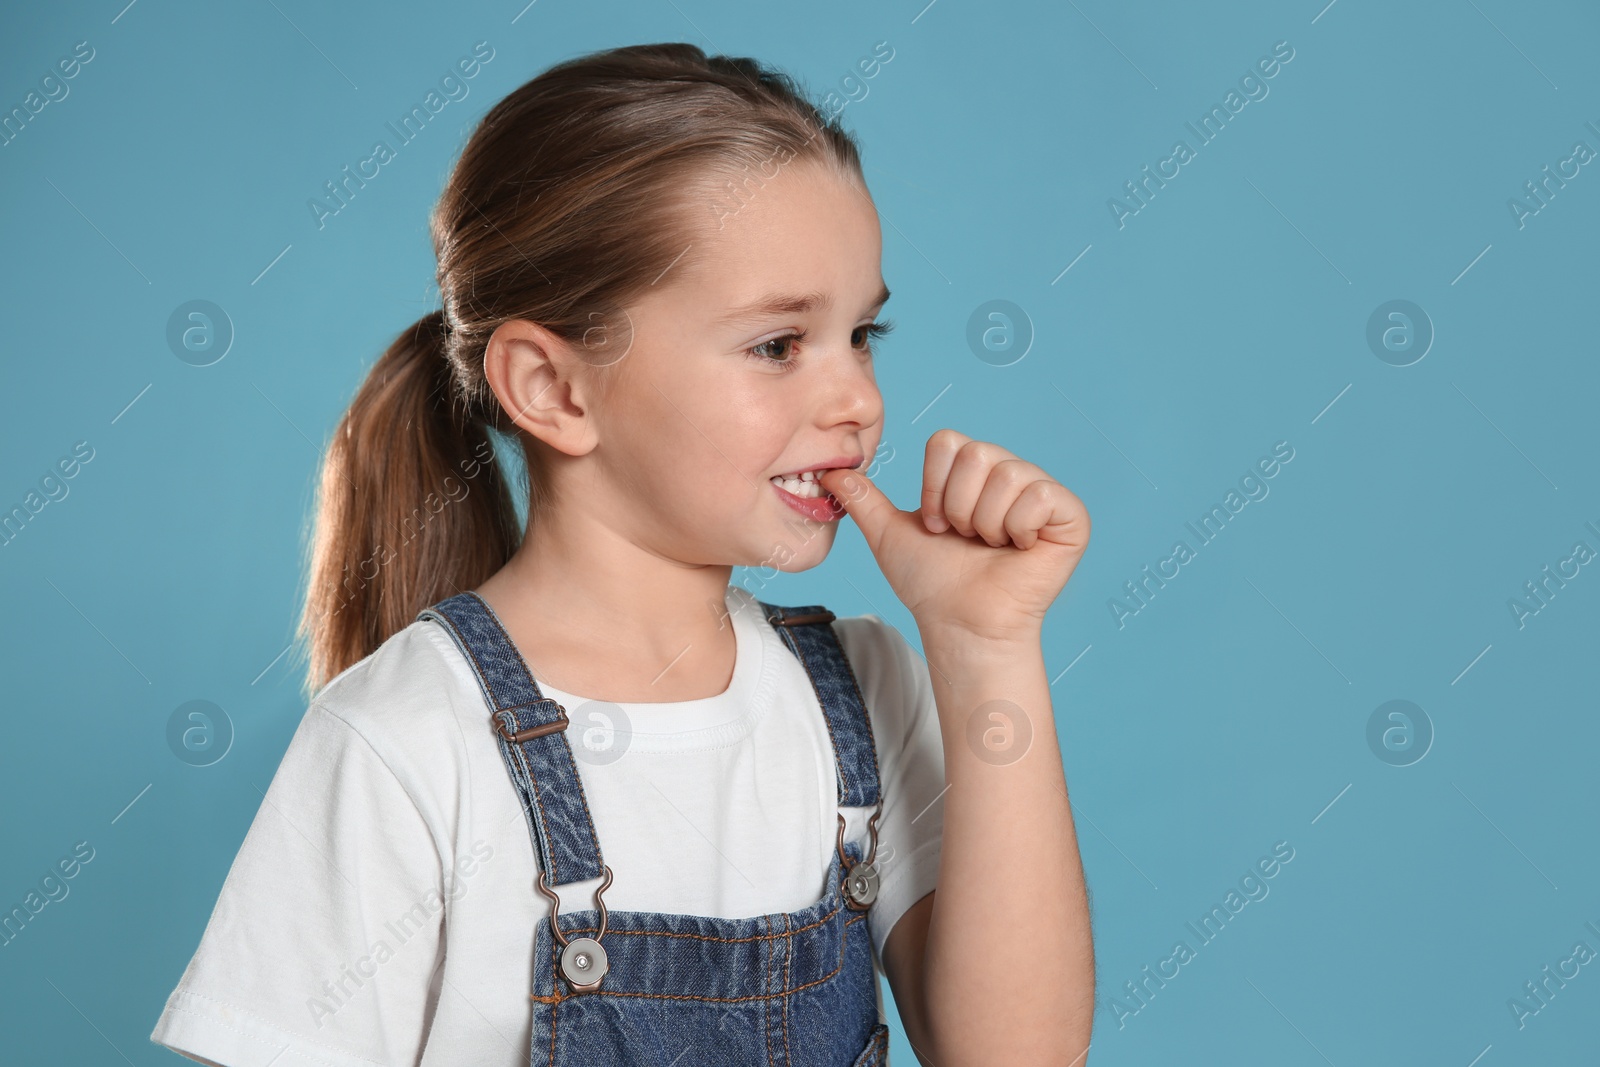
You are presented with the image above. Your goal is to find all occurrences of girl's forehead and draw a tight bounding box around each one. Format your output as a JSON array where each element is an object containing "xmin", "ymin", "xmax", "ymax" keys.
[
  {"xmin": 648, "ymin": 164, "xmax": 881, "ymax": 317},
  {"xmin": 690, "ymin": 159, "xmax": 877, "ymax": 245},
  {"xmin": 713, "ymin": 281, "xmax": 891, "ymax": 328}
]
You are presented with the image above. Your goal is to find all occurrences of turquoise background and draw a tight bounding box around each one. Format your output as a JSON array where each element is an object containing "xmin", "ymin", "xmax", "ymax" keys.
[{"xmin": 3, "ymin": 0, "xmax": 1598, "ymax": 1062}]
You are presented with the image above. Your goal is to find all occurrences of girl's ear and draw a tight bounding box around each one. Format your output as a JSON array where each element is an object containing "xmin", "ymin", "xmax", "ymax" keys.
[{"xmin": 483, "ymin": 318, "xmax": 600, "ymax": 458}]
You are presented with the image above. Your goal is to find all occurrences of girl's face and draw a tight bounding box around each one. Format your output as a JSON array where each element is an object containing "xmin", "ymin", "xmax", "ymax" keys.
[{"xmin": 585, "ymin": 158, "xmax": 888, "ymax": 572}]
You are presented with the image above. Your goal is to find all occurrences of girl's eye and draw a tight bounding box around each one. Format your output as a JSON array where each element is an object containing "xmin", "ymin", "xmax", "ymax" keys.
[
  {"xmin": 853, "ymin": 320, "xmax": 895, "ymax": 351},
  {"xmin": 745, "ymin": 321, "xmax": 896, "ymax": 372},
  {"xmin": 748, "ymin": 330, "xmax": 806, "ymax": 368}
]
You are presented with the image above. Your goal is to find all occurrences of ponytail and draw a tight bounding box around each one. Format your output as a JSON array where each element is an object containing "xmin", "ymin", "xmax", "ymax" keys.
[{"xmin": 297, "ymin": 310, "xmax": 521, "ymax": 698}]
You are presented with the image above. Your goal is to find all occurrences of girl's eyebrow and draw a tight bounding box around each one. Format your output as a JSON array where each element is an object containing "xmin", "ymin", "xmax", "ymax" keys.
[{"xmin": 715, "ymin": 281, "xmax": 891, "ymax": 327}]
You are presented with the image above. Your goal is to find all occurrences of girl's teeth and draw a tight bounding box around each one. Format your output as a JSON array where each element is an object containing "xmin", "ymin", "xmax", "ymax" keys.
[{"xmin": 770, "ymin": 469, "xmax": 837, "ymax": 498}]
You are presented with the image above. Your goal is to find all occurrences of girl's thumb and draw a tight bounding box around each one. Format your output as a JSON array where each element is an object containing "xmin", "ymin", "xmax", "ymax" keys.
[{"xmin": 819, "ymin": 466, "xmax": 897, "ymax": 547}]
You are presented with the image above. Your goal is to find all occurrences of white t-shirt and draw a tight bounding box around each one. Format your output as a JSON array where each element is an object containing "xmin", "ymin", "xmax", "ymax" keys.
[{"xmin": 150, "ymin": 584, "xmax": 947, "ymax": 1067}]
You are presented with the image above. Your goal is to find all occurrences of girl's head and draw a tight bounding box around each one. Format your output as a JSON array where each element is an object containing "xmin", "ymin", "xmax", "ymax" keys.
[{"xmin": 299, "ymin": 42, "xmax": 890, "ymax": 695}]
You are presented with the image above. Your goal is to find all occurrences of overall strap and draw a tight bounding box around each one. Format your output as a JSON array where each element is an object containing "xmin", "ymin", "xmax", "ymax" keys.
[
  {"xmin": 416, "ymin": 592, "xmax": 606, "ymax": 887},
  {"xmin": 757, "ymin": 601, "xmax": 883, "ymax": 808}
]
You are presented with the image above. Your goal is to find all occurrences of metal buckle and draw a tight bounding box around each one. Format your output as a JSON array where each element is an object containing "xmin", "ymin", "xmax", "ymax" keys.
[
  {"xmin": 494, "ymin": 705, "xmax": 569, "ymax": 744},
  {"xmin": 534, "ymin": 863, "xmax": 614, "ymax": 994},
  {"xmin": 836, "ymin": 803, "xmax": 883, "ymax": 911}
]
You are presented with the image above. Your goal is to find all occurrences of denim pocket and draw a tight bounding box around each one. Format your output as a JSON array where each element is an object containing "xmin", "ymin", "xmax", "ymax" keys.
[{"xmin": 850, "ymin": 1022, "xmax": 891, "ymax": 1066}]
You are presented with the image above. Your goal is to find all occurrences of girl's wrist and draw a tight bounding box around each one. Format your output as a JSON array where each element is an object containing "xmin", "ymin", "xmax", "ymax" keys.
[
  {"xmin": 917, "ymin": 627, "xmax": 1043, "ymax": 692},
  {"xmin": 915, "ymin": 616, "xmax": 1043, "ymax": 660}
]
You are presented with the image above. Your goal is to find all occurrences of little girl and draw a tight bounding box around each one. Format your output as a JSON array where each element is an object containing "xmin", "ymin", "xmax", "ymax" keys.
[{"xmin": 150, "ymin": 42, "xmax": 1093, "ymax": 1067}]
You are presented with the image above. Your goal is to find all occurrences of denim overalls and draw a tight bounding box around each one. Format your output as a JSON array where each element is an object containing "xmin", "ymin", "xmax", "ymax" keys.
[{"xmin": 417, "ymin": 591, "xmax": 892, "ymax": 1066}]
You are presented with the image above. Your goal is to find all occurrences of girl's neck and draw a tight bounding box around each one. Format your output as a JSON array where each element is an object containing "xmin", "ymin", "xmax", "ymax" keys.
[{"xmin": 472, "ymin": 539, "xmax": 740, "ymax": 704}]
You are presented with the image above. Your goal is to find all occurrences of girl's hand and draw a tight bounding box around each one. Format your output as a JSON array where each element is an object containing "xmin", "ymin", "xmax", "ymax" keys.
[{"xmin": 817, "ymin": 429, "xmax": 1090, "ymax": 645}]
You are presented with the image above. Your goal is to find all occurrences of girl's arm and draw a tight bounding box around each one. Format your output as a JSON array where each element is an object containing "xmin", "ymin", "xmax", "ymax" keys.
[
  {"xmin": 887, "ymin": 629, "xmax": 1093, "ymax": 1064},
  {"xmin": 928, "ymin": 627, "xmax": 1088, "ymax": 1062},
  {"xmin": 822, "ymin": 430, "xmax": 1096, "ymax": 1064}
]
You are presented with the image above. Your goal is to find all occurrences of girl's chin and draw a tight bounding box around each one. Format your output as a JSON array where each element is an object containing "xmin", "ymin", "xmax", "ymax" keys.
[{"xmin": 741, "ymin": 527, "xmax": 837, "ymax": 572}]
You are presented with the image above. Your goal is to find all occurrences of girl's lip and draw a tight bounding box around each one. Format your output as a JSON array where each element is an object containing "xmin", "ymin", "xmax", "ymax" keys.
[
  {"xmin": 770, "ymin": 455, "xmax": 865, "ymax": 479},
  {"xmin": 772, "ymin": 480, "xmax": 845, "ymax": 522}
]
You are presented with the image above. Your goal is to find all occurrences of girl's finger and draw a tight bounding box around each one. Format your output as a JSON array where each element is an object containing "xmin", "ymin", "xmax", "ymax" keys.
[
  {"xmin": 816, "ymin": 466, "xmax": 900, "ymax": 555},
  {"xmin": 1033, "ymin": 484, "xmax": 1091, "ymax": 553},
  {"xmin": 1003, "ymin": 479, "xmax": 1061, "ymax": 551},
  {"xmin": 939, "ymin": 439, "xmax": 1005, "ymax": 539},
  {"xmin": 920, "ymin": 429, "xmax": 970, "ymax": 533},
  {"xmin": 970, "ymin": 459, "xmax": 1045, "ymax": 547}
]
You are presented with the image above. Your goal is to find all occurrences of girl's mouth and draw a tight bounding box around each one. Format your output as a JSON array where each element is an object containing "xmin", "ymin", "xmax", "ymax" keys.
[{"xmin": 770, "ymin": 469, "xmax": 846, "ymax": 522}]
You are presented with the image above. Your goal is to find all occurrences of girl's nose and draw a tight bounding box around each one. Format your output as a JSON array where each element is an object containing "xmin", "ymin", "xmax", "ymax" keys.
[{"xmin": 817, "ymin": 348, "xmax": 884, "ymax": 430}]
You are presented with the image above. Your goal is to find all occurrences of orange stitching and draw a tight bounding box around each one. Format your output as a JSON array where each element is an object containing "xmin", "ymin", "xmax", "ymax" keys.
[
  {"xmin": 430, "ymin": 613, "xmax": 571, "ymax": 883},
  {"xmin": 539, "ymin": 934, "xmax": 555, "ymax": 1063},
  {"xmin": 543, "ymin": 914, "xmax": 866, "ymax": 1006},
  {"xmin": 530, "ymin": 913, "xmax": 867, "ymax": 1010},
  {"xmin": 471, "ymin": 592, "xmax": 609, "ymax": 874},
  {"xmin": 435, "ymin": 615, "xmax": 564, "ymax": 883},
  {"xmin": 448, "ymin": 597, "xmax": 607, "ymax": 883},
  {"xmin": 764, "ymin": 914, "xmax": 775, "ymax": 1067},
  {"xmin": 561, "ymin": 892, "xmax": 845, "ymax": 944},
  {"xmin": 771, "ymin": 607, "xmax": 853, "ymax": 802},
  {"xmin": 827, "ymin": 621, "xmax": 885, "ymax": 798},
  {"xmin": 439, "ymin": 607, "xmax": 509, "ymax": 714},
  {"xmin": 784, "ymin": 607, "xmax": 890, "ymax": 806},
  {"xmin": 557, "ymin": 725, "xmax": 608, "ymax": 875},
  {"xmin": 509, "ymin": 735, "xmax": 563, "ymax": 884},
  {"xmin": 781, "ymin": 910, "xmax": 793, "ymax": 1065}
]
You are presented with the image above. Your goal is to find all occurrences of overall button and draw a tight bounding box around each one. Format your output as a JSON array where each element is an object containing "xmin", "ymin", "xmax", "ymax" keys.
[
  {"xmin": 537, "ymin": 864, "xmax": 614, "ymax": 993},
  {"xmin": 844, "ymin": 862, "xmax": 879, "ymax": 910},
  {"xmin": 837, "ymin": 807, "xmax": 884, "ymax": 911},
  {"xmin": 560, "ymin": 936, "xmax": 609, "ymax": 991}
]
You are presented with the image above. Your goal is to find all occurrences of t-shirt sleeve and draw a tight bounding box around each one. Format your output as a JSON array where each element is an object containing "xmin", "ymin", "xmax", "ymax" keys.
[
  {"xmin": 839, "ymin": 615, "xmax": 947, "ymax": 967},
  {"xmin": 150, "ymin": 703, "xmax": 447, "ymax": 1067}
]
